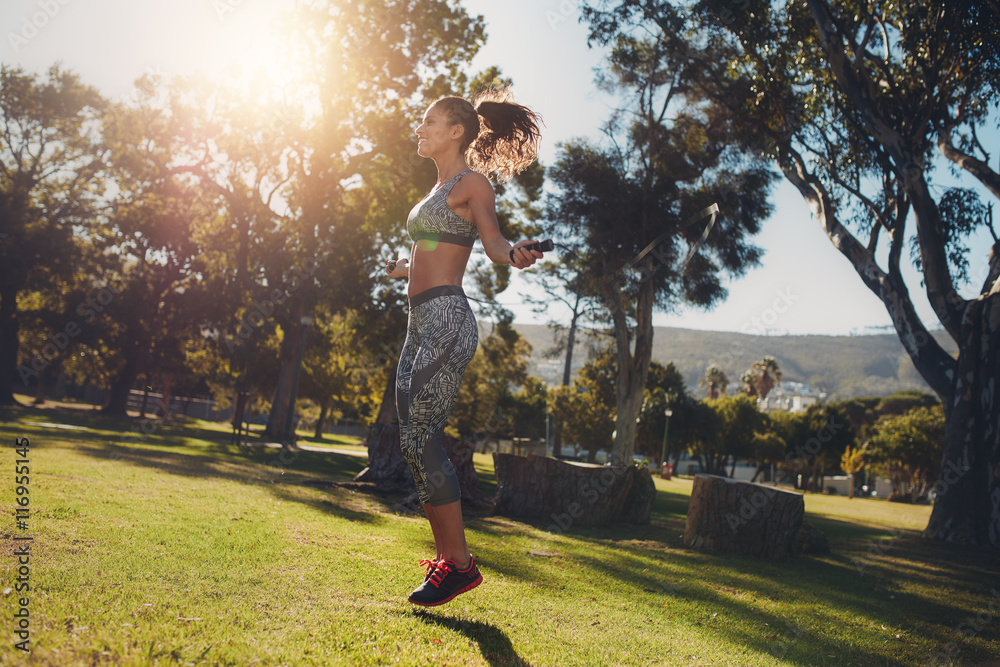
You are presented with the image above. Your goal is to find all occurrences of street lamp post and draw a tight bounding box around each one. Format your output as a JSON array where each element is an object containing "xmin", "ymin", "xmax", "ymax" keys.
[
  {"xmin": 660, "ymin": 408, "xmax": 673, "ymax": 479},
  {"xmin": 283, "ymin": 313, "xmax": 313, "ymax": 447}
]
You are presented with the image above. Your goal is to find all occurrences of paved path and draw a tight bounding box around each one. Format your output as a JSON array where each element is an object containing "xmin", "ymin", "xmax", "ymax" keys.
[{"xmin": 256, "ymin": 440, "xmax": 369, "ymax": 458}]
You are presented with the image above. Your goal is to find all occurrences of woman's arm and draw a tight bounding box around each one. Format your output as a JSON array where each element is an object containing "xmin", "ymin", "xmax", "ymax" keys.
[{"xmin": 465, "ymin": 174, "xmax": 543, "ymax": 269}]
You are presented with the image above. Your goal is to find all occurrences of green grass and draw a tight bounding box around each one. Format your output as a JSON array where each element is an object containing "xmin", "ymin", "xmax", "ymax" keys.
[{"xmin": 1, "ymin": 402, "xmax": 999, "ymax": 666}]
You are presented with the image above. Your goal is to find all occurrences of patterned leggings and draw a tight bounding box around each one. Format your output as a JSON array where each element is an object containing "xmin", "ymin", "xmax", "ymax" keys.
[{"xmin": 396, "ymin": 285, "xmax": 478, "ymax": 506}]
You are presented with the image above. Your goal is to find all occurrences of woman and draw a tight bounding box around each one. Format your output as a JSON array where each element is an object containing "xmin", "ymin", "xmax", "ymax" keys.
[{"xmin": 385, "ymin": 89, "xmax": 543, "ymax": 607}]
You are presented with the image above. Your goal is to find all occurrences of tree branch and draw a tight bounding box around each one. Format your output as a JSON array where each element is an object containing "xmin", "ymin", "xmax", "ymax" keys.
[
  {"xmin": 937, "ymin": 127, "xmax": 1000, "ymax": 202},
  {"xmin": 777, "ymin": 143, "xmax": 955, "ymax": 399},
  {"xmin": 806, "ymin": 0, "xmax": 965, "ymax": 340}
]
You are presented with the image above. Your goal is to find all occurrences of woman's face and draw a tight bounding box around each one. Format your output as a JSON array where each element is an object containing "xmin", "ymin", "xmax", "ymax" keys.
[{"xmin": 414, "ymin": 104, "xmax": 461, "ymax": 158}]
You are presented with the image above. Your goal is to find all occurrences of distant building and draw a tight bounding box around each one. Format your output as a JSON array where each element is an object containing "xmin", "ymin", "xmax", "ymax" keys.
[{"xmin": 758, "ymin": 381, "xmax": 826, "ymax": 412}]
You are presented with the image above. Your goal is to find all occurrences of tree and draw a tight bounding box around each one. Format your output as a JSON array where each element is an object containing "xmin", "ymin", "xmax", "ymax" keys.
[
  {"xmin": 1, "ymin": 65, "xmax": 105, "ymax": 405},
  {"xmin": 545, "ymin": 33, "xmax": 774, "ymax": 465},
  {"xmin": 699, "ymin": 364, "xmax": 729, "ymax": 399},
  {"xmin": 299, "ymin": 310, "xmax": 372, "ymax": 439},
  {"xmin": 740, "ymin": 355, "xmax": 782, "ymax": 399},
  {"xmin": 168, "ymin": 0, "xmax": 489, "ymax": 441},
  {"xmin": 508, "ymin": 376, "xmax": 548, "ymax": 454},
  {"xmin": 546, "ymin": 347, "xmax": 619, "ymax": 463},
  {"xmin": 583, "ymin": 0, "xmax": 1000, "ymax": 546},
  {"xmin": 774, "ymin": 404, "xmax": 856, "ymax": 491},
  {"xmin": 679, "ymin": 398, "xmax": 725, "ymax": 475},
  {"xmin": 714, "ymin": 394, "xmax": 769, "ymax": 476},
  {"xmin": 448, "ymin": 317, "xmax": 533, "ymax": 449},
  {"xmin": 89, "ymin": 93, "xmax": 217, "ymax": 416},
  {"xmin": 868, "ymin": 406, "xmax": 945, "ymax": 503},
  {"xmin": 841, "ymin": 443, "xmax": 867, "ymax": 499},
  {"xmin": 750, "ymin": 431, "xmax": 787, "ymax": 483},
  {"xmin": 832, "ymin": 390, "xmax": 939, "ymax": 442},
  {"xmin": 636, "ymin": 360, "xmax": 688, "ymax": 462}
]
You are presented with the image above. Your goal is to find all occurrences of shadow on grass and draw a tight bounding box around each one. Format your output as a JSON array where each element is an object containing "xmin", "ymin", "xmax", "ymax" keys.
[
  {"xmin": 413, "ymin": 611, "xmax": 530, "ymax": 667},
  {"xmin": 81, "ymin": 441, "xmax": 383, "ymax": 523},
  {"xmin": 464, "ymin": 484, "xmax": 1000, "ymax": 666},
  {"xmin": 5, "ymin": 403, "xmax": 386, "ymax": 525}
]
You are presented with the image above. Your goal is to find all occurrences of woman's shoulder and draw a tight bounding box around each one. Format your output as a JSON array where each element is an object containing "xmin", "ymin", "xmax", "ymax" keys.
[{"xmin": 454, "ymin": 170, "xmax": 494, "ymax": 198}]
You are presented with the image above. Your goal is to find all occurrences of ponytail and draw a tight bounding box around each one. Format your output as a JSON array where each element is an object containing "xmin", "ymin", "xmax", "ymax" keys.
[{"xmin": 432, "ymin": 87, "xmax": 543, "ymax": 183}]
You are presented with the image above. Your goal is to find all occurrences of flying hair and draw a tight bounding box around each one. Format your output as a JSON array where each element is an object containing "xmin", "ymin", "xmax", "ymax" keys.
[{"xmin": 432, "ymin": 86, "xmax": 543, "ymax": 183}]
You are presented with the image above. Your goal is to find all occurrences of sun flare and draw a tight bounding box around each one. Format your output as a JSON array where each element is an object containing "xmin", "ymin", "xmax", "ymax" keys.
[{"xmin": 200, "ymin": 1, "xmax": 304, "ymax": 106}]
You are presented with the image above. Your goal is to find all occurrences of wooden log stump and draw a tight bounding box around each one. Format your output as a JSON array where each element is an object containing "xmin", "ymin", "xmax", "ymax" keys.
[
  {"xmin": 493, "ymin": 453, "xmax": 655, "ymax": 528},
  {"xmin": 684, "ymin": 474, "xmax": 804, "ymax": 559},
  {"xmin": 353, "ymin": 423, "xmax": 494, "ymax": 513}
]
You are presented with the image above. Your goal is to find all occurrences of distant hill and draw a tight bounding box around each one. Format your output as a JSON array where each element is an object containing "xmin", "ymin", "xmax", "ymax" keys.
[{"xmin": 504, "ymin": 323, "xmax": 957, "ymax": 399}]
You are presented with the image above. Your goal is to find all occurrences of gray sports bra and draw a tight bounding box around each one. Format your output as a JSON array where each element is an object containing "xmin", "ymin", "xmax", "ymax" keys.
[{"xmin": 406, "ymin": 169, "xmax": 479, "ymax": 247}]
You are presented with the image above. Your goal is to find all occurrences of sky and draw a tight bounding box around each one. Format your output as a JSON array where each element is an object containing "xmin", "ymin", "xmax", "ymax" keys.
[{"xmin": 2, "ymin": 0, "xmax": 995, "ymax": 337}]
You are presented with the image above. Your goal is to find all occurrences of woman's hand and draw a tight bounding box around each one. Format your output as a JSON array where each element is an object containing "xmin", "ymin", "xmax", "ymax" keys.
[
  {"xmin": 508, "ymin": 241, "xmax": 544, "ymax": 270},
  {"xmin": 386, "ymin": 258, "xmax": 409, "ymax": 278}
]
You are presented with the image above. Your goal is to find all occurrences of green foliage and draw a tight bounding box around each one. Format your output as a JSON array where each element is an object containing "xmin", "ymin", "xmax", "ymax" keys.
[
  {"xmin": 830, "ymin": 391, "xmax": 940, "ymax": 441},
  {"xmin": 3, "ymin": 2, "xmax": 492, "ymax": 422},
  {"xmin": 868, "ymin": 406, "xmax": 945, "ymax": 503},
  {"xmin": 774, "ymin": 404, "xmax": 857, "ymax": 490},
  {"xmin": 636, "ymin": 361, "xmax": 688, "ymax": 461},
  {"xmin": 448, "ymin": 320, "xmax": 537, "ymax": 445},
  {"xmin": 546, "ymin": 347, "xmax": 618, "ymax": 461},
  {"xmin": 1, "ymin": 65, "xmax": 106, "ymax": 402},
  {"xmin": 687, "ymin": 394, "xmax": 769, "ymax": 475}
]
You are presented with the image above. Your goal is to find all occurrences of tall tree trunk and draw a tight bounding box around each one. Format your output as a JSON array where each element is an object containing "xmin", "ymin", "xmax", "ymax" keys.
[
  {"xmin": 607, "ymin": 274, "xmax": 655, "ymax": 466},
  {"xmin": 264, "ymin": 302, "xmax": 305, "ymax": 440},
  {"xmin": 314, "ymin": 398, "xmax": 329, "ymax": 440},
  {"xmin": 33, "ymin": 366, "xmax": 47, "ymax": 405},
  {"xmin": 0, "ymin": 282, "xmax": 22, "ymax": 405},
  {"xmin": 104, "ymin": 356, "xmax": 141, "ymax": 417},
  {"xmin": 924, "ymin": 294, "xmax": 1000, "ymax": 545},
  {"xmin": 774, "ymin": 144, "xmax": 1000, "ymax": 544},
  {"xmin": 157, "ymin": 373, "xmax": 173, "ymax": 420}
]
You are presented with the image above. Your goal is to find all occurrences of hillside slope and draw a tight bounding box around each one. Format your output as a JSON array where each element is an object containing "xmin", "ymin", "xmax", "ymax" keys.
[{"xmin": 505, "ymin": 323, "xmax": 957, "ymax": 399}]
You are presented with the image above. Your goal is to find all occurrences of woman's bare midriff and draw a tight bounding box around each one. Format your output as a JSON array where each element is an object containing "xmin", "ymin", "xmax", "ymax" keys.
[{"xmin": 407, "ymin": 240, "xmax": 473, "ymax": 297}]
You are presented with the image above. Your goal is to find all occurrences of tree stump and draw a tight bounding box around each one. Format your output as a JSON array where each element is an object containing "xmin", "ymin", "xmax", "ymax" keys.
[
  {"xmin": 493, "ymin": 453, "xmax": 656, "ymax": 528},
  {"xmin": 684, "ymin": 474, "xmax": 804, "ymax": 559},
  {"xmin": 352, "ymin": 423, "xmax": 494, "ymax": 513}
]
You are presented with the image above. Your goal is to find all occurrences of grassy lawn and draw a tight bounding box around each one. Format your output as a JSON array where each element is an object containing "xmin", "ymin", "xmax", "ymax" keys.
[{"xmin": 2, "ymin": 401, "xmax": 999, "ymax": 666}]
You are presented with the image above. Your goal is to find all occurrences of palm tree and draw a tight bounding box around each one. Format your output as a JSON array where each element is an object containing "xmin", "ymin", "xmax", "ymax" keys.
[
  {"xmin": 742, "ymin": 356, "xmax": 782, "ymax": 399},
  {"xmin": 700, "ymin": 365, "xmax": 729, "ymax": 400}
]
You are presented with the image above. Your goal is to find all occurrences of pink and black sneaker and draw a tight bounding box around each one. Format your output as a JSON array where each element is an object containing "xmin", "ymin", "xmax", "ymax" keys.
[
  {"xmin": 418, "ymin": 557, "xmax": 440, "ymax": 581},
  {"xmin": 408, "ymin": 556, "xmax": 483, "ymax": 607}
]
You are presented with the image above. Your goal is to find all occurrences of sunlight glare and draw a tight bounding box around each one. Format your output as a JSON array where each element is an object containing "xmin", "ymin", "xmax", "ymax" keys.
[{"xmin": 200, "ymin": 1, "xmax": 303, "ymax": 109}]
